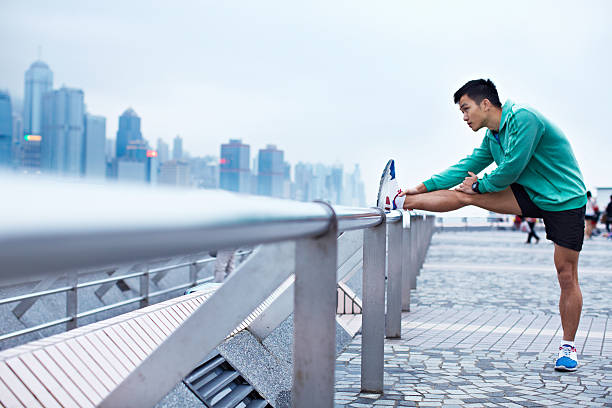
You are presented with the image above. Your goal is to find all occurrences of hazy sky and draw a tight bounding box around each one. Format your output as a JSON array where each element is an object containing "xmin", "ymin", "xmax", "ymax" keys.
[{"xmin": 1, "ymin": 0, "xmax": 611, "ymax": 212}]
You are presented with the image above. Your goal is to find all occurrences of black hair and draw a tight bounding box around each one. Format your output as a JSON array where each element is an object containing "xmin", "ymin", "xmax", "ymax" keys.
[
  {"xmin": 454, "ymin": 79, "xmax": 502, "ymax": 108},
  {"xmin": 587, "ymin": 191, "xmax": 592, "ymax": 198}
]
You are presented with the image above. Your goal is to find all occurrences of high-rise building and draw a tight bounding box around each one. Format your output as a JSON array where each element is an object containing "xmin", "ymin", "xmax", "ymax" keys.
[
  {"xmin": 23, "ymin": 60, "xmax": 53, "ymax": 135},
  {"xmin": 125, "ymin": 139, "xmax": 149, "ymax": 162},
  {"xmin": 257, "ymin": 144, "xmax": 284, "ymax": 197},
  {"xmin": 21, "ymin": 134, "xmax": 42, "ymax": 172},
  {"xmin": 0, "ymin": 91, "xmax": 12, "ymax": 167},
  {"xmin": 329, "ymin": 165, "xmax": 343, "ymax": 204},
  {"xmin": 83, "ymin": 114, "xmax": 106, "ymax": 179},
  {"xmin": 116, "ymin": 160, "xmax": 146, "ymax": 183},
  {"xmin": 159, "ymin": 160, "xmax": 190, "ymax": 187},
  {"xmin": 157, "ymin": 138, "xmax": 169, "ymax": 163},
  {"xmin": 115, "ymin": 108, "xmax": 142, "ymax": 158},
  {"xmin": 283, "ymin": 161, "xmax": 293, "ymax": 199},
  {"xmin": 12, "ymin": 112, "xmax": 23, "ymax": 167},
  {"xmin": 294, "ymin": 162, "xmax": 314, "ymax": 201},
  {"xmin": 220, "ymin": 139, "xmax": 250, "ymax": 193},
  {"xmin": 146, "ymin": 150, "xmax": 158, "ymax": 185},
  {"xmin": 346, "ymin": 164, "xmax": 366, "ymax": 207},
  {"xmin": 172, "ymin": 135, "xmax": 183, "ymax": 160},
  {"xmin": 41, "ymin": 87, "xmax": 85, "ymax": 176},
  {"xmin": 105, "ymin": 139, "xmax": 115, "ymax": 160},
  {"xmin": 189, "ymin": 156, "xmax": 219, "ymax": 189}
]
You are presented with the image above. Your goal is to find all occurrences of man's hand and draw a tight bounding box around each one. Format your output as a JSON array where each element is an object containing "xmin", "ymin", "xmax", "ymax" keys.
[
  {"xmin": 398, "ymin": 183, "xmax": 427, "ymax": 197},
  {"xmin": 455, "ymin": 171, "xmax": 479, "ymax": 195}
]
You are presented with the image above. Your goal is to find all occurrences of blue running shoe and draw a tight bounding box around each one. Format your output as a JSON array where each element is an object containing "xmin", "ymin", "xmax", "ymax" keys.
[{"xmin": 554, "ymin": 344, "xmax": 578, "ymax": 372}]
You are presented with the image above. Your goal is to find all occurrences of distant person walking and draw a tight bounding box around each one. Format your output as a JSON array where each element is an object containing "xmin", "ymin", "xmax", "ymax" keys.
[
  {"xmin": 605, "ymin": 195, "xmax": 612, "ymax": 233},
  {"xmin": 585, "ymin": 191, "xmax": 598, "ymax": 239},
  {"xmin": 525, "ymin": 217, "xmax": 540, "ymax": 244}
]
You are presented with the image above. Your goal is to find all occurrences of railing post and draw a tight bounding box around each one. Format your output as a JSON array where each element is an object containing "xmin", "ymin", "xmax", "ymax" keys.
[
  {"xmin": 426, "ymin": 215, "xmax": 435, "ymax": 248},
  {"xmin": 409, "ymin": 213, "xmax": 418, "ymax": 291},
  {"xmin": 361, "ymin": 209, "xmax": 386, "ymax": 393},
  {"xmin": 417, "ymin": 215, "xmax": 426, "ymax": 271},
  {"xmin": 293, "ymin": 204, "xmax": 337, "ymax": 408},
  {"xmin": 66, "ymin": 271, "xmax": 78, "ymax": 330},
  {"xmin": 386, "ymin": 212, "xmax": 403, "ymax": 339},
  {"xmin": 401, "ymin": 213, "xmax": 412, "ymax": 311},
  {"xmin": 189, "ymin": 262, "xmax": 199, "ymax": 288},
  {"xmin": 140, "ymin": 268, "xmax": 149, "ymax": 309}
]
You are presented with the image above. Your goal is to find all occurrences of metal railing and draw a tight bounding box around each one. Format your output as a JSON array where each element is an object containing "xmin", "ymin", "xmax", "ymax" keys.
[
  {"xmin": 0, "ymin": 251, "xmax": 252, "ymax": 342},
  {"xmin": 436, "ymin": 215, "xmax": 515, "ymax": 230},
  {"xmin": 0, "ymin": 176, "xmax": 436, "ymax": 407}
]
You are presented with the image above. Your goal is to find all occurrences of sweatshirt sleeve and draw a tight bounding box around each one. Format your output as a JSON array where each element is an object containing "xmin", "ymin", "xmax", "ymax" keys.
[
  {"xmin": 478, "ymin": 110, "xmax": 544, "ymax": 193},
  {"xmin": 422, "ymin": 137, "xmax": 493, "ymax": 192}
]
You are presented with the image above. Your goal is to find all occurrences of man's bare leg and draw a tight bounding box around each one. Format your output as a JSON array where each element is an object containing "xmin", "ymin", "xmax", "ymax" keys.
[
  {"xmin": 554, "ymin": 244, "xmax": 582, "ymax": 341},
  {"xmin": 402, "ymin": 187, "xmax": 522, "ymax": 215}
]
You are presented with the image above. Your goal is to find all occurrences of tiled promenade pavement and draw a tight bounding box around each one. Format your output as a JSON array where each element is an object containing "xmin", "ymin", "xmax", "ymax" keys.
[{"xmin": 335, "ymin": 230, "xmax": 612, "ymax": 407}]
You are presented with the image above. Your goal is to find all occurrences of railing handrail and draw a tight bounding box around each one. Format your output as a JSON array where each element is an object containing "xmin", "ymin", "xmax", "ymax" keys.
[{"xmin": 0, "ymin": 175, "xmax": 386, "ymax": 282}]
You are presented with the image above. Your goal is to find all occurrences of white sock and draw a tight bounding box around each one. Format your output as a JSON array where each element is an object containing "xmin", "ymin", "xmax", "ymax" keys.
[
  {"xmin": 394, "ymin": 193, "xmax": 406, "ymax": 210},
  {"xmin": 389, "ymin": 178, "xmax": 405, "ymax": 210},
  {"xmin": 561, "ymin": 340, "xmax": 575, "ymax": 348}
]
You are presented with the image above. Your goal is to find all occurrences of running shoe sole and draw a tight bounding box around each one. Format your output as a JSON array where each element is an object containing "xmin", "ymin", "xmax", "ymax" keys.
[{"xmin": 554, "ymin": 364, "xmax": 578, "ymax": 372}]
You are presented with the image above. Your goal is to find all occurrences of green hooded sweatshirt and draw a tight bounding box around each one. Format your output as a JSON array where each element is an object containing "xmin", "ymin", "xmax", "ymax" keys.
[{"xmin": 423, "ymin": 100, "xmax": 586, "ymax": 212}]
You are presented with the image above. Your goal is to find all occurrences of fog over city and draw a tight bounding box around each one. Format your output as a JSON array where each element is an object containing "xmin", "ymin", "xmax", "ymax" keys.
[{"xmin": 1, "ymin": 0, "xmax": 610, "ymax": 214}]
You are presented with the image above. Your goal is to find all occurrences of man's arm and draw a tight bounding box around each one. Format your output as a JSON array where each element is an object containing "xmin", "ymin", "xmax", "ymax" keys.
[
  {"xmin": 418, "ymin": 137, "xmax": 494, "ymax": 193},
  {"xmin": 477, "ymin": 110, "xmax": 544, "ymax": 193}
]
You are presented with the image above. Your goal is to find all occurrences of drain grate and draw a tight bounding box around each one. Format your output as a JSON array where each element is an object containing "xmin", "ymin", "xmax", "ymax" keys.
[{"xmin": 184, "ymin": 351, "xmax": 271, "ymax": 408}]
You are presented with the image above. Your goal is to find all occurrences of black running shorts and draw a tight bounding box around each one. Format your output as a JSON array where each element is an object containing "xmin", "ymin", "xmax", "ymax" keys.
[{"xmin": 510, "ymin": 183, "xmax": 586, "ymax": 252}]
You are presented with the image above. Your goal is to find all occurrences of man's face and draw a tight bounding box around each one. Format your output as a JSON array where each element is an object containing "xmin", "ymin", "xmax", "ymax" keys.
[{"xmin": 458, "ymin": 94, "xmax": 486, "ymax": 131}]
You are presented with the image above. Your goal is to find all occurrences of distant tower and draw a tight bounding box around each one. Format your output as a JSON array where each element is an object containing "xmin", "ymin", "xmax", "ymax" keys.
[
  {"xmin": 115, "ymin": 108, "xmax": 142, "ymax": 158},
  {"xmin": 220, "ymin": 139, "xmax": 250, "ymax": 193},
  {"xmin": 173, "ymin": 135, "xmax": 183, "ymax": 160},
  {"xmin": 0, "ymin": 91, "xmax": 12, "ymax": 167},
  {"xmin": 257, "ymin": 144, "xmax": 284, "ymax": 197},
  {"xmin": 12, "ymin": 112, "xmax": 23, "ymax": 167},
  {"xmin": 23, "ymin": 60, "xmax": 53, "ymax": 135},
  {"xmin": 83, "ymin": 113, "xmax": 106, "ymax": 178},
  {"xmin": 157, "ymin": 138, "xmax": 169, "ymax": 163},
  {"xmin": 41, "ymin": 87, "xmax": 85, "ymax": 175}
]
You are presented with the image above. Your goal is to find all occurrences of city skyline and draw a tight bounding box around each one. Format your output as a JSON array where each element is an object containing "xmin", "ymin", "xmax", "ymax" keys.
[
  {"xmin": 1, "ymin": 1, "xmax": 610, "ymax": 211},
  {"xmin": 0, "ymin": 57, "xmax": 367, "ymax": 206}
]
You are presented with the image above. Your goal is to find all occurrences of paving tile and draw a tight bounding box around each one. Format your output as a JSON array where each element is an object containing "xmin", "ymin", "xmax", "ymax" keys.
[{"xmin": 335, "ymin": 231, "xmax": 612, "ymax": 407}]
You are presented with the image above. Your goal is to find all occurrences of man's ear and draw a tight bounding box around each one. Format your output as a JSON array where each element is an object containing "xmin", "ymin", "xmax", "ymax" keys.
[{"xmin": 481, "ymin": 98, "xmax": 491, "ymax": 111}]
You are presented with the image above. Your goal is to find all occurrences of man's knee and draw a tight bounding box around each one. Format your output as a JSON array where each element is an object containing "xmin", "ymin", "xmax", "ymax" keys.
[
  {"xmin": 556, "ymin": 262, "xmax": 578, "ymax": 290},
  {"xmin": 454, "ymin": 190, "xmax": 474, "ymax": 206}
]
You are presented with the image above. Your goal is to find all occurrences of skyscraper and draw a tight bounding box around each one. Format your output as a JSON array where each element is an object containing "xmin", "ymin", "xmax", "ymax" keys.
[
  {"xmin": 257, "ymin": 144, "xmax": 284, "ymax": 197},
  {"xmin": 173, "ymin": 135, "xmax": 183, "ymax": 160},
  {"xmin": 115, "ymin": 108, "xmax": 142, "ymax": 158},
  {"xmin": 0, "ymin": 91, "xmax": 12, "ymax": 167},
  {"xmin": 157, "ymin": 138, "xmax": 169, "ymax": 163},
  {"xmin": 329, "ymin": 165, "xmax": 343, "ymax": 204},
  {"xmin": 83, "ymin": 114, "xmax": 106, "ymax": 179},
  {"xmin": 294, "ymin": 162, "xmax": 314, "ymax": 201},
  {"xmin": 220, "ymin": 139, "xmax": 250, "ymax": 193},
  {"xmin": 23, "ymin": 60, "xmax": 53, "ymax": 135},
  {"xmin": 159, "ymin": 160, "xmax": 190, "ymax": 187},
  {"xmin": 12, "ymin": 112, "xmax": 23, "ymax": 167},
  {"xmin": 21, "ymin": 135, "xmax": 42, "ymax": 172},
  {"xmin": 41, "ymin": 87, "xmax": 85, "ymax": 176}
]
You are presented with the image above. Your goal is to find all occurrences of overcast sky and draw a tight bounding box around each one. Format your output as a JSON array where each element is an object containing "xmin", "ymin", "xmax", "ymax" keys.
[{"xmin": 1, "ymin": 0, "xmax": 611, "ymax": 213}]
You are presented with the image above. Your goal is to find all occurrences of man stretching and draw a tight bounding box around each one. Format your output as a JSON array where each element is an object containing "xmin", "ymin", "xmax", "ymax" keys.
[{"xmin": 378, "ymin": 79, "xmax": 587, "ymax": 371}]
